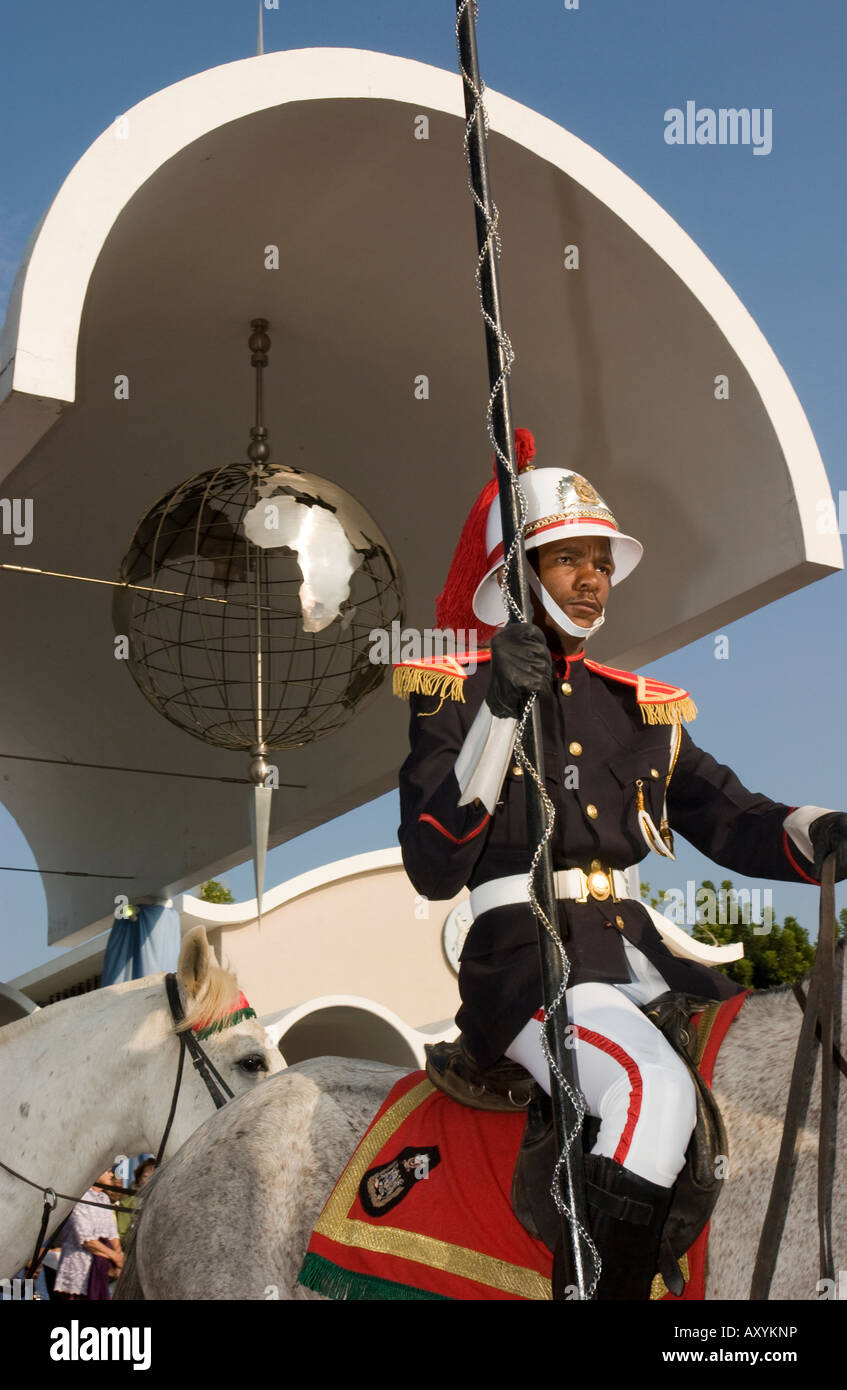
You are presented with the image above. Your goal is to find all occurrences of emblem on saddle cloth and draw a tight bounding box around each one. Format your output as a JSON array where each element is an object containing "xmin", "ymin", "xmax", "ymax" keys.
[{"xmin": 359, "ymin": 1145, "xmax": 441, "ymax": 1218}]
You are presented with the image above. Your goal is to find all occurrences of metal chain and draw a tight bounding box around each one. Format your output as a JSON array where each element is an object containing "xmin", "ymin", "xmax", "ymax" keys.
[
  {"xmin": 455, "ymin": 0, "xmax": 599, "ymax": 1296},
  {"xmin": 515, "ymin": 701, "xmax": 598, "ymax": 1293}
]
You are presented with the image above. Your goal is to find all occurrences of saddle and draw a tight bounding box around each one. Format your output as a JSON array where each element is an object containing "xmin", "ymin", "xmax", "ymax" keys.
[{"xmin": 424, "ymin": 991, "xmax": 727, "ymax": 1298}]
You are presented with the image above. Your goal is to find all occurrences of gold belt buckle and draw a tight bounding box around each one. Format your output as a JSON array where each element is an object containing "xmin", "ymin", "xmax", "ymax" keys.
[{"xmin": 585, "ymin": 860, "xmax": 618, "ymax": 902}]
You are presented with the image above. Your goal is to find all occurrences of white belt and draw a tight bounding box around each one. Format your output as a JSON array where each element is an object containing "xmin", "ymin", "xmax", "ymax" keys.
[
  {"xmin": 469, "ymin": 866, "xmax": 628, "ymax": 918},
  {"xmin": 467, "ymin": 869, "xmax": 744, "ymax": 967}
]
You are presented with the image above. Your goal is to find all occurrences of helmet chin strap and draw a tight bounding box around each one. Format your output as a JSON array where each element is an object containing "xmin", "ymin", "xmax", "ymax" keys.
[{"xmin": 526, "ymin": 566, "xmax": 606, "ymax": 640}]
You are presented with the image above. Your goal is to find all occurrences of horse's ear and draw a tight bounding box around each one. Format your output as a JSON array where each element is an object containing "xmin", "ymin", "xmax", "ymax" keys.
[{"xmin": 177, "ymin": 926, "xmax": 211, "ymax": 1002}]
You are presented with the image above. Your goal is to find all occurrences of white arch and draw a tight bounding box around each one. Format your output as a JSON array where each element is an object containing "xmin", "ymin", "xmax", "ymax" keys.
[
  {"xmin": 179, "ymin": 847, "xmax": 403, "ymax": 926},
  {"xmin": 260, "ymin": 992, "xmax": 455, "ymax": 1070},
  {"xmin": 0, "ymin": 46, "xmax": 839, "ymax": 567}
]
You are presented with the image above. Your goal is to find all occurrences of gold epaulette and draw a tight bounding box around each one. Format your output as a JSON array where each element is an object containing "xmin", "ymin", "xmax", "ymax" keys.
[
  {"xmin": 584, "ymin": 659, "xmax": 697, "ymax": 725},
  {"xmin": 391, "ymin": 651, "xmax": 696, "ymax": 723},
  {"xmin": 392, "ymin": 651, "xmax": 491, "ymax": 705}
]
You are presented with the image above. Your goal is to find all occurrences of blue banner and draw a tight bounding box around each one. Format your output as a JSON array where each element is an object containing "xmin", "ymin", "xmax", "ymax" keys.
[{"xmin": 102, "ymin": 903, "xmax": 181, "ymax": 985}]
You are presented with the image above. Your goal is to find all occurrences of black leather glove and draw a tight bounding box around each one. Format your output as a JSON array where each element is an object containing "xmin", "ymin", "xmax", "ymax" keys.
[
  {"xmin": 486, "ymin": 622, "xmax": 553, "ymax": 719},
  {"xmin": 809, "ymin": 811, "xmax": 847, "ymax": 881}
]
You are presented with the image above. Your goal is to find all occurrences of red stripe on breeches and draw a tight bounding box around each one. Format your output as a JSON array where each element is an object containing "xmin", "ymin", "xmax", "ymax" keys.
[
  {"xmin": 571, "ymin": 1024, "xmax": 643, "ymax": 1164},
  {"xmin": 513, "ymin": 983, "xmax": 696, "ymax": 1187}
]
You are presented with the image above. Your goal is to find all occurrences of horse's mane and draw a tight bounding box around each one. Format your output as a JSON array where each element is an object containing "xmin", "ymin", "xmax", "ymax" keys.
[
  {"xmin": 173, "ymin": 956, "xmax": 243, "ymax": 1035},
  {"xmin": 0, "ymin": 957, "xmax": 244, "ymax": 1045}
]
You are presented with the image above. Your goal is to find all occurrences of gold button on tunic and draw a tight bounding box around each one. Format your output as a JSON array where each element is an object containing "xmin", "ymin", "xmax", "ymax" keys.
[
  {"xmin": 586, "ymin": 804, "xmax": 599, "ymax": 819},
  {"xmin": 561, "ymin": 681, "xmax": 572, "ymax": 695},
  {"xmin": 568, "ymin": 741, "xmax": 583, "ymax": 756}
]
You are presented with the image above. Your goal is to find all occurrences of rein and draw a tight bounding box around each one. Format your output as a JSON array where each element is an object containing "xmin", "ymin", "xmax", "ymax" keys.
[
  {"xmin": 749, "ymin": 854, "xmax": 842, "ymax": 1298},
  {"xmin": 3, "ymin": 971, "xmax": 236, "ymax": 1281}
]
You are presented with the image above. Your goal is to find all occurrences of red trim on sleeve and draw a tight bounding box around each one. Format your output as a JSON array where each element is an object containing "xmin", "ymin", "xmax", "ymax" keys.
[
  {"xmin": 782, "ymin": 827, "xmax": 819, "ymax": 885},
  {"xmin": 574, "ymin": 1025, "xmax": 644, "ymax": 1164},
  {"xmin": 418, "ymin": 811, "xmax": 490, "ymax": 845}
]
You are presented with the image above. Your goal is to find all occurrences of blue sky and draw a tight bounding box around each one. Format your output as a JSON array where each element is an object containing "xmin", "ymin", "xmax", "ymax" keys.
[{"xmin": 1, "ymin": 0, "xmax": 845, "ymax": 980}]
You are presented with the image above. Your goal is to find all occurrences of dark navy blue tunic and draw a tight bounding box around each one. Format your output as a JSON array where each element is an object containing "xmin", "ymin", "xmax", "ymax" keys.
[{"xmin": 397, "ymin": 650, "xmax": 816, "ymax": 1069}]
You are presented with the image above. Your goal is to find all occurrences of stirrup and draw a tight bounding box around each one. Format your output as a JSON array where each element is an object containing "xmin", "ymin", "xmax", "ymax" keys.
[{"xmin": 424, "ymin": 1038, "xmax": 537, "ymax": 1112}]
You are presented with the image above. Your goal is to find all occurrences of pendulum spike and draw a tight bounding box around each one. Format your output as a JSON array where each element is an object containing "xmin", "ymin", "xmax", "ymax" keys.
[
  {"xmin": 249, "ymin": 750, "xmax": 273, "ymax": 923},
  {"xmin": 249, "ymin": 785, "xmax": 272, "ymax": 923}
]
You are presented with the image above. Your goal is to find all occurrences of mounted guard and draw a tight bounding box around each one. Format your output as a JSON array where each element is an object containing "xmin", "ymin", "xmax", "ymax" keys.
[{"xmin": 393, "ymin": 430, "xmax": 847, "ymax": 1298}]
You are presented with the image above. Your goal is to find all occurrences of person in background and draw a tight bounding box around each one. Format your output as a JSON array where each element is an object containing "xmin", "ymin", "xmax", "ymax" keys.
[
  {"xmin": 116, "ymin": 1157, "xmax": 156, "ymax": 1250},
  {"xmin": 85, "ymin": 1168, "xmax": 129, "ymax": 1299},
  {"xmin": 52, "ymin": 1170, "xmax": 123, "ymax": 1300}
]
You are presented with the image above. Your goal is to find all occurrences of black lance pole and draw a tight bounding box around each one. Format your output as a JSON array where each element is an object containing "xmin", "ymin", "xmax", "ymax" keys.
[{"xmin": 455, "ymin": 1, "xmax": 592, "ymax": 1298}]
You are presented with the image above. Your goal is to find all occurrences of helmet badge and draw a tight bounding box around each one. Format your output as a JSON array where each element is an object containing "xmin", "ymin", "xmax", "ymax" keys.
[{"xmin": 558, "ymin": 473, "xmax": 601, "ymax": 509}]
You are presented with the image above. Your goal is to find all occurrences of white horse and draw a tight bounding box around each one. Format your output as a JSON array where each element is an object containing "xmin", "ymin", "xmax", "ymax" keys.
[
  {"xmin": 0, "ymin": 926, "xmax": 283, "ymax": 1278},
  {"xmin": 117, "ymin": 943, "xmax": 846, "ymax": 1300}
]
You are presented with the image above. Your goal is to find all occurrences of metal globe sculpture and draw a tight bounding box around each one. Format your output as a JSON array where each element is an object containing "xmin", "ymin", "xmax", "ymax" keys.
[
  {"xmin": 112, "ymin": 319, "xmax": 404, "ymax": 913},
  {"xmin": 114, "ymin": 460, "xmax": 403, "ymax": 753}
]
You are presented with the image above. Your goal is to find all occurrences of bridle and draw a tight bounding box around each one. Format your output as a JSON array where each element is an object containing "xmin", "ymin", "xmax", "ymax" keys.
[
  {"xmin": 155, "ymin": 972, "xmax": 235, "ymax": 1161},
  {"xmin": 2, "ymin": 971, "xmax": 238, "ymax": 1281}
]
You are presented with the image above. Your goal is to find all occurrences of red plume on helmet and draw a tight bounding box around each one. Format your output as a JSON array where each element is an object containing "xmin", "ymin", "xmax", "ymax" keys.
[{"xmin": 435, "ymin": 428, "xmax": 536, "ymax": 643}]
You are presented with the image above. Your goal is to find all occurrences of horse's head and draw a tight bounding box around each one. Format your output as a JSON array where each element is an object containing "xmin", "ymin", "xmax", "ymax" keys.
[{"xmin": 173, "ymin": 926, "xmax": 284, "ymax": 1093}]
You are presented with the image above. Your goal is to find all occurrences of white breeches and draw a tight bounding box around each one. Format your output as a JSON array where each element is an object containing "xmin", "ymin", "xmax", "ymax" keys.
[{"xmin": 505, "ymin": 942, "xmax": 697, "ymax": 1188}]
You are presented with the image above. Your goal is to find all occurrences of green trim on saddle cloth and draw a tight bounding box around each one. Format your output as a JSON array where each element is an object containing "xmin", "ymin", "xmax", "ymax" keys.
[{"xmin": 297, "ymin": 1251, "xmax": 450, "ymax": 1302}]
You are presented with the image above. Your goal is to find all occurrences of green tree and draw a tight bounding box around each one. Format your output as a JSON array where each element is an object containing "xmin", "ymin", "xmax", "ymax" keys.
[
  {"xmin": 639, "ymin": 881, "xmax": 663, "ymax": 910},
  {"xmin": 639, "ymin": 877, "xmax": 844, "ymax": 990},
  {"xmin": 198, "ymin": 879, "xmax": 235, "ymax": 904}
]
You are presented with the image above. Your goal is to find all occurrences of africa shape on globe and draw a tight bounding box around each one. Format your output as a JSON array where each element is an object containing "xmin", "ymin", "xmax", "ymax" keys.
[{"xmin": 242, "ymin": 482, "xmax": 361, "ymax": 634}]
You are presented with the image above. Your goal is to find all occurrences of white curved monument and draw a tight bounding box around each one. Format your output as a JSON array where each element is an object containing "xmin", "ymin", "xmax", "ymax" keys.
[{"xmin": 0, "ymin": 48, "xmax": 840, "ymax": 946}]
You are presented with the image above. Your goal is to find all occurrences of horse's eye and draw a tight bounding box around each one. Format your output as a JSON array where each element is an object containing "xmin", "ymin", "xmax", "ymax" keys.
[{"xmin": 238, "ymin": 1054, "xmax": 268, "ymax": 1074}]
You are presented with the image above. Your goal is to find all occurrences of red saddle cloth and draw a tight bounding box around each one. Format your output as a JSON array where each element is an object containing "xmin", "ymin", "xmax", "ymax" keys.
[{"xmin": 297, "ymin": 992, "xmax": 748, "ymax": 1301}]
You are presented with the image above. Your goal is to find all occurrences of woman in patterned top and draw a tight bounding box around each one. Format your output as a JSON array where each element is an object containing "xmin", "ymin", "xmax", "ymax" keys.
[{"xmin": 52, "ymin": 1170, "xmax": 124, "ymax": 1299}]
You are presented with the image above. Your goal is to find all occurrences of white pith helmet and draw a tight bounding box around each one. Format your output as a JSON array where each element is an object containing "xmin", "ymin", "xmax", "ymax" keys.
[{"xmin": 472, "ymin": 465, "xmax": 644, "ymax": 628}]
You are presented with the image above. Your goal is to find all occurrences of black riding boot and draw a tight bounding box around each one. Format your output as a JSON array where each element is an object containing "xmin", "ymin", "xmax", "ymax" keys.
[{"xmin": 581, "ymin": 1152, "xmax": 676, "ymax": 1300}]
